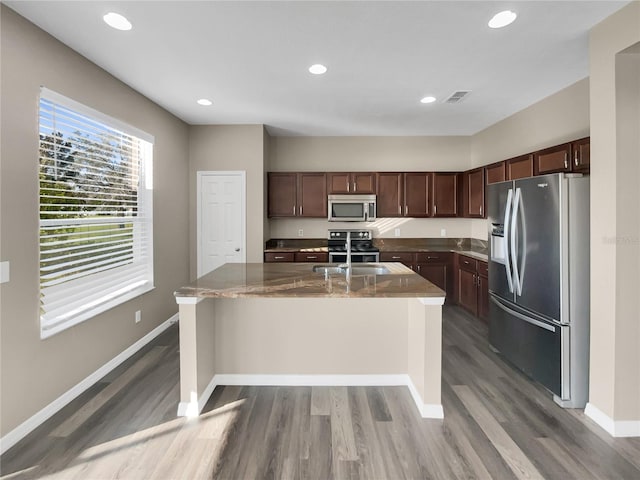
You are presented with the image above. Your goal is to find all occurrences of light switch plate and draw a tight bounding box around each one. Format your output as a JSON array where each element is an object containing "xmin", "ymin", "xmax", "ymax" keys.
[
  {"xmin": 298, "ymin": 229, "xmax": 304, "ymax": 237},
  {"xmin": 440, "ymin": 229, "xmax": 446, "ymax": 237},
  {"xmin": 394, "ymin": 228, "xmax": 400, "ymax": 237},
  {"xmin": 0, "ymin": 261, "xmax": 9, "ymax": 284}
]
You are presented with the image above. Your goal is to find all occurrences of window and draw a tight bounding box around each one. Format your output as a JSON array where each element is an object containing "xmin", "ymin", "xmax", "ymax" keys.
[{"xmin": 38, "ymin": 88, "xmax": 154, "ymax": 338}]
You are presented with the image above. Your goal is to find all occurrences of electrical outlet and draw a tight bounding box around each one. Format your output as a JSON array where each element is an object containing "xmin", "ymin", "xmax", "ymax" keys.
[
  {"xmin": 394, "ymin": 228, "xmax": 400, "ymax": 237},
  {"xmin": 135, "ymin": 310, "xmax": 141, "ymax": 323},
  {"xmin": 298, "ymin": 229, "xmax": 304, "ymax": 237},
  {"xmin": 440, "ymin": 229, "xmax": 446, "ymax": 237}
]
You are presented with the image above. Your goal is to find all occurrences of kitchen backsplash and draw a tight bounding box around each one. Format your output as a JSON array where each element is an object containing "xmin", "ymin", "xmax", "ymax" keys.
[{"xmin": 269, "ymin": 217, "xmax": 488, "ymax": 240}]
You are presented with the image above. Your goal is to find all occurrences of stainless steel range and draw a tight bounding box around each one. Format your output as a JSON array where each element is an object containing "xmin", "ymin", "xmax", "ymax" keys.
[{"xmin": 327, "ymin": 229, "xmax": 379, "ymax": 263}]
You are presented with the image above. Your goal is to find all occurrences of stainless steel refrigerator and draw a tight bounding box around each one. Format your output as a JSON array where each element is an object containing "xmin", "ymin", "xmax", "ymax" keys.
[{"xmin": 487, "ymin": 173, "xmax": 590, "ymax": 408}]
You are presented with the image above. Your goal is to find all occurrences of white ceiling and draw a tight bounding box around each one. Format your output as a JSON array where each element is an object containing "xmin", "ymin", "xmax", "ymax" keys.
[{"xmin": 5, "ymin": 1, "xmax": 630, "ymax": 136}]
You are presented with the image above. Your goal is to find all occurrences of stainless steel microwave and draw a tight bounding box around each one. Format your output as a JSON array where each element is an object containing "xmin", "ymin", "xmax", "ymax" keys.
[{"xmin": 328, "ymin": 194, "xmax": 376, "ymax": 222}]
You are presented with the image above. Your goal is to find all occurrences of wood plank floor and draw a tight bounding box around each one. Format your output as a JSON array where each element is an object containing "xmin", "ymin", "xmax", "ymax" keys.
[{"xmin": 2, "ymin": 306, "xmax": 639, "ymax": 479}]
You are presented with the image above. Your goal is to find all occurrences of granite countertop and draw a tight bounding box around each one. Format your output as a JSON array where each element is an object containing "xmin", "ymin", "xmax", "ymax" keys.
[
  {"xmin": 264, "ymin": 238, "xmax": 488, "ymax": 262},
  {"xmin": 175, "ymin": 262, "xmax": 445, "ymax": 299}
]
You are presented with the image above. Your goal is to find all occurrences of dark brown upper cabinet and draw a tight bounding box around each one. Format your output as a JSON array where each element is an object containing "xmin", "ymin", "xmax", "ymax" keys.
[
  {"xmin": 462, "ymin": 168, "xmax": 484, "ymax": 218},
  {"xmin": 268, "ymin": 172, "xmax": 297, "ymax": 217},
  {"xmin": 298, "ymin": 173, "xmax": 327, "ymax": 217},
  {"xmin": 432, "ymin": 172, "xmax": 458, "ymax": 217},
  {"xmin": 404, "ymin": 172, "xmax": 431, "ymax": 217},
  {"xmin": 327, "ymin": 172, "xmax": 376, "ymax": 194},
  {"xmin": 485, "ymin": 161, "xmax": 507, "ymax": 184},
  {"xmin": 267, "ymin": 172, "xmax": 327, "ymax": 218},
  {"xmin": 572, "ymin": 137, "xmax": 590, "ymax": 172},
  {"xmin": 534, "ymin": 143, "xmax": 572, "ymax": 175},
  {"xmin": 507, "ymin": 154, "xmax": 534, "ymax": 180},
  {"xmin": 376, "ymin": 172, "xmax": 404, "ymax": 217}
]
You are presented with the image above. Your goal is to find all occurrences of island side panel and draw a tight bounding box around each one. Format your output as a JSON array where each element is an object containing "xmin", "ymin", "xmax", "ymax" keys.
[
  {"xmin": 408, "ymin": 298, "xmax": 444, "ymax": 418},
  {"xmin": 213, "ymin": 298, "xmax": 409, "ymax": 376},
  {"xmin": 177, "ymin": 298, "xmax": 216, "ymax": 416}
]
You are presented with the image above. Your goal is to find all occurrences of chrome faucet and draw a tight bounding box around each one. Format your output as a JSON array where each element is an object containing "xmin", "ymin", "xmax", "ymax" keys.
[{"xmin": 345, "ymin": 231, "xmax": 352, "ymax": 269}]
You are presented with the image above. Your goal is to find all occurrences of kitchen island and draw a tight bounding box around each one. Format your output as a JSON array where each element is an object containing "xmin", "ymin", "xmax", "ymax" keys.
[{"xmin": 174, "ymin": 262, "xmax": 446, "ymax": 419}]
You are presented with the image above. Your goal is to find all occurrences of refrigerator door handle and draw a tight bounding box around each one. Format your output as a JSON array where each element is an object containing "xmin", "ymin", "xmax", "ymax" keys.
[
  {"xmin": 511, "ymin": 187, "xmax": 523, "ymax": 296},
  {"xmin": 490, "ymin": 296, "xmax": 556, "ymax": 332},
  {"xmin": 503, "ymin": 188, "xmax": 514, "ymax": 293}
]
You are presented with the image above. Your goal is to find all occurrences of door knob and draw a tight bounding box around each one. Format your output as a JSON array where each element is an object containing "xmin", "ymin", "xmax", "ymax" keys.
[{"xmin": 235, "ymin": 248, "xmax": 240, "ymax": 252}]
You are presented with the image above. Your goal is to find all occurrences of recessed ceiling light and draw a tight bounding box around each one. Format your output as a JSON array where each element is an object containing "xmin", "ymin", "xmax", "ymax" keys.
[
  {"xmin": 420, "ymin": 96, "xmax": 437, "ymax": 104},
  {"xmin": 309, "ymin": 64, "xmax": 328, "ymax": 75},
  {"xmin": 103, "ymin": 12, "xmax": 132, "ymax": 31},
  {"xmin": 197, "ymin": 99, "xmax": 213, "ymax": 106},
  {"xmin": 488, "ymin": 10, "xmax": 517, "ymax": 29}
]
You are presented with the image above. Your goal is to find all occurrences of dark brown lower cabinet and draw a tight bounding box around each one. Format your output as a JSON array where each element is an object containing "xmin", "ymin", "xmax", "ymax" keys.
[
  {"xmin": 381, "ymin": 251, "xmax": 452, "ymax": 302},
  {"xmin": 456, "ymin": 254, "xmax": 489, "ymax": 322},
  {"xmin": 294, "ymin": 252, "xmax": 328, "ymax": 262},
  {"xmin": 264, "ymin": 252, "xmax": 295, "ymax": 262},
  {"xmin": 379, "ymin": 252, "xmax": 415, "ymax": 270},
  {"xmin": 415, "ymin": 252, "xmax": 452, "ymax": 303},
  {"xmin": 265, "ymin": 251, "xmax": 328, "ymax": 262},
  {"xmin": 458, "ymin": 268, "xmax": 478, "ymax": 313}
]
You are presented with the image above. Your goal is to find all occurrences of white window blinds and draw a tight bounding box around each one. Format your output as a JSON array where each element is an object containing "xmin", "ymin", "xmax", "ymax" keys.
[{"xmin": 39, "ymin": 88, "xmax": 154, "ymax": 338}]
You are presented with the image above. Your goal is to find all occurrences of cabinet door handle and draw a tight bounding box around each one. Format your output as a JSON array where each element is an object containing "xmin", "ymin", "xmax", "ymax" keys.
[
  {"xmin": 293, "ymin": 206, "xmax": 296, "ymax": 215},
  {"xmin": 563, "ymin": 153, "xmax": 568, "ymax": 170},
  {"xmin": 300, "ymin": 206, "xmax": 303, "ymax": 215},
  {"xmin": 427, "ymin": 256, "xmax": 438, "ymax": 260},
  {"xmin": 417, "ymin": 265, "xmax": 421, "ymax": 272},
  {"xmin": 306, "ymin": 256, "xmax": 317, "ymax": 259},
  {"xmin": 574, "ymin": 150, "xmax": 579, "ymax": 167},
  {"xmin": 347, "ymin": 181, "xmax": 350, "ymax": 192},
  {"xmin": 434, "ymin": 204, "xmax": 437, "ymax": 215},
  {"xmin": 405, "ymin": 205, "xmax": 408, "ymax": 215},
  {"xmin": 480, "ymin": 205, "xmax": 483, "ymax": 216},
  {"xmin": 392, "ymin": 256, "xmax": 402, "ymax": 259},
  {"xmin": 464, "ymin": 260, "xmax": 470, "ymax": 265},
  {"xmin": 275, "ymin": 256, "xmax": 285, "ymax": 260},
  {"xmin": 473, "ymin": 274, "xmax": 477, "ymax": 286},
  {"xmin": 398, "ymin": 205, "xmax": 401, "ymax": 215},
  {"xmin": 353, "ymin": 182, "xmax": 357, "ymax": 192}
]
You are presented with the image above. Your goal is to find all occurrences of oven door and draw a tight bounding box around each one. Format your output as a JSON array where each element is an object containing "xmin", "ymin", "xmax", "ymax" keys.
[{"xmin": 329, "ymin": 252, "xmax": 380, "ymax": 263}]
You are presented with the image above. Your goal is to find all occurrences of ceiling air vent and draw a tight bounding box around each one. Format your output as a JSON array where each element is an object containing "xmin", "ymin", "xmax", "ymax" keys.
[{"xmin": 444, "ymin": 90, "xmax": 471, "ymax": 104}]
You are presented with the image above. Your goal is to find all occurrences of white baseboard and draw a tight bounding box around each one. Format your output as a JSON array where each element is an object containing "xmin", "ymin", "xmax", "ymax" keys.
[
  {"xmin": 406, "ymin": 378, "xmax": 444, "ymax": 419},
  {"xmin": 177, "ymin": 375, "xmax": 218, "ymax": 418},
  {"xmin": 214, "ymin": 373, "xmax": 409, "ymax": 387},
  {"xmin": 178, "ymin": 373, "xmax": 444, "ymax": 420},
  {"xmin": 585, "ymin": 402, "xmax": 640, "ymax": 437},
  {"xmin": 0, "ymin": 314, "xmax": 178, "ymax": 456}
]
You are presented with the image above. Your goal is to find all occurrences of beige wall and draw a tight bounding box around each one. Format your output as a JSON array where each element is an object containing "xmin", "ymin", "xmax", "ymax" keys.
[
  {"xmin": 188, "ymin": 125, "xmax": 266, "ymax": 275},
  {"xmin": 0, "ymin": 6, "xmax": 190, "ymax": 437},
  {"xmin": 471, "ymin": 78, "xmax": 590, "ymax": 168},
  {"xmin": 214, "ymin": 298, "xmax": 409, "ymax": 374},
  {"xmin": 268, "ymin": 136, "xmax": 474, "ymax": 239},
  {"xmin": 467, "ymin": 78, "xmax": 591, "ymax": 240},
  {"xmin": 589, "ymin": 0, "xmax": 640, "ymax": 423},
  {"xmin": 270, "ymin": 136, "xmax": 471, "ymax": 172}
]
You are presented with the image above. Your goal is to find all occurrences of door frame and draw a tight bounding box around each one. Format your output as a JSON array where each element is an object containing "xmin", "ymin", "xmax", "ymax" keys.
[{"xmin": 196, "ymin": 171, "xmax": 247, "ymax": 277}]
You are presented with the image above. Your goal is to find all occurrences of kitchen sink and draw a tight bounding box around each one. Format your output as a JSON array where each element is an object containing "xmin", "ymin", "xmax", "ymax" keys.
[{"xmin": 312, "ymin": 264, "xmax": 390, "ymax": 276}]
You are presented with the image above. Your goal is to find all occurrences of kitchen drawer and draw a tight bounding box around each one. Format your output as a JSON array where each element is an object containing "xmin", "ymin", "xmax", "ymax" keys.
[
  {"xmin": 478, "ymin": 260, "xmax": 488, "ymax": 277},
  {"xmin": 380, "ymin": 252, "xmax": 414, "ymax": 264},
  {"xmin": 264, "ymin": 252, "xmax": 295, "ymax": 262},
  {"xmin": 415, "ymin": 252, "xmax": 451, "ymax": 263},
  {"xmin": 294, "ymin": 252, "xmax": 328, "ymax": 262},
  {"xmin": 458, "ymin": 254, "xmax": 477, "ymax": 273}
]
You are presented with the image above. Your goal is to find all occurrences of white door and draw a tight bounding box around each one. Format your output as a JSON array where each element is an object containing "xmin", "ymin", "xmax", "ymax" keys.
[{"xmin": 197, "ymin": 171, "xmax": 246, "ymax": 277}]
